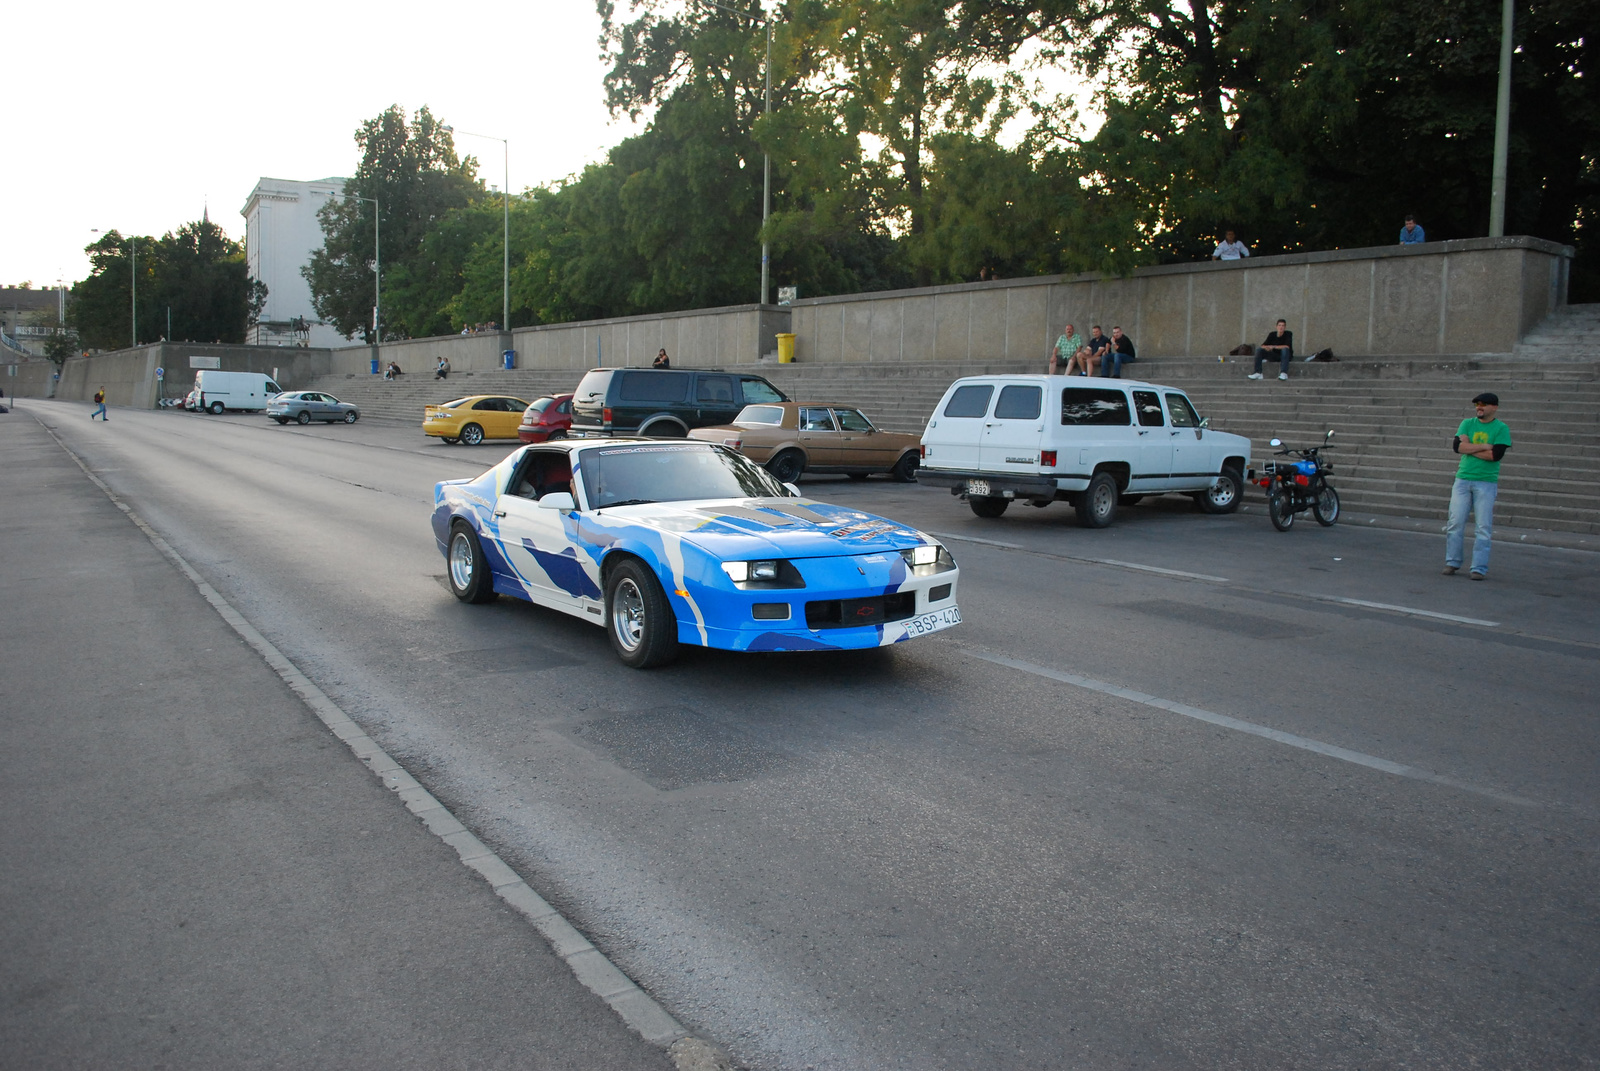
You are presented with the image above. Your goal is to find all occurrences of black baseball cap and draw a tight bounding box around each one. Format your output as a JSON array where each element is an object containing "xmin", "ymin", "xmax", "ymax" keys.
[{"xmin": 1472, "ymin": 392, "xmax": 1500, "ymax": 406}]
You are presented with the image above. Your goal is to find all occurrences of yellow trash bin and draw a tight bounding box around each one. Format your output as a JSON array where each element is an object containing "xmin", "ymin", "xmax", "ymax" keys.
[{"xmin": 776, "ymin": 333, "xmax": 796, "ymax": 363}]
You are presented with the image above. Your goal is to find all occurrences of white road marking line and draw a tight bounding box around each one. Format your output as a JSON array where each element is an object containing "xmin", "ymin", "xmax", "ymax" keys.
[
  {"xmin": 967, "ymin": 650, "xmax": 1535, "ymax": 807},
  {"xmin": 1311, "ymin": 595, "xmax": 1499, "ymax": 627},
  {"xmin": 38, "ymin": 417, "xmax": 692, "ymax": 1050},
  {"xmin": 930, "ymin": 531, "xmax": 1228, "ymax": 582}
]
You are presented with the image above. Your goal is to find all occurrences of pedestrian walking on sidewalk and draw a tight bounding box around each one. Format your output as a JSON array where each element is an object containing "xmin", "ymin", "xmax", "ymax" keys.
[
  {"xmin": 1443, "ymin": 392, "xmax": 1512, "ymax": 580},
  {"xmin": 91, "ymin": 387, "xmax": 108, "ymax": 421}
]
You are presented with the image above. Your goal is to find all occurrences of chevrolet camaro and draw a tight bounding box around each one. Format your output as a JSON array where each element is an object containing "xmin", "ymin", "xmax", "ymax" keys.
[{"xmin": 431, "ymin": 439, "xmax": 961, "ymax": 667}]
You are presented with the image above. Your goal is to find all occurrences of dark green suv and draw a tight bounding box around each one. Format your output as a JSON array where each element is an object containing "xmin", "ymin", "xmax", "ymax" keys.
[{"xmin": 569, "ymin": 367, "xmax": 790, "ymax": 438}]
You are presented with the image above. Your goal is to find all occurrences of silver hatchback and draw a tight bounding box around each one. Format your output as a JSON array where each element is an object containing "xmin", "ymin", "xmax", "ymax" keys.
[{"xmin": 266, "ymin": 391, "xmax": 360, "ymax": 425}]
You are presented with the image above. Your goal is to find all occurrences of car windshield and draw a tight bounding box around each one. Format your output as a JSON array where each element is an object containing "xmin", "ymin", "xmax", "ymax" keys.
[{"xmin": 581, "ymin": 443, "xmax": 787, "ymax": 508}]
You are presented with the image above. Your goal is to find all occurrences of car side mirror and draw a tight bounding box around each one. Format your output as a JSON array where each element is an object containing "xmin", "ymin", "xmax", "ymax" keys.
[
  {"xmin": 537, "ymin": 492, "xmax": 575, "ymax": 511},
  {"xmin": 783, "ymin": 482, "xmax": 802, "ymax": 497},
  {"xmin": 1199, "ymin": 417, "xmax": 1210, "ymax": 429}
]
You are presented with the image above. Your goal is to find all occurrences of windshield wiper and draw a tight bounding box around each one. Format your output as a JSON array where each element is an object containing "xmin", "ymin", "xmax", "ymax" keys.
[{"xmin": 600, "ymin": 498, "xmax": 656, "ymax": 508}]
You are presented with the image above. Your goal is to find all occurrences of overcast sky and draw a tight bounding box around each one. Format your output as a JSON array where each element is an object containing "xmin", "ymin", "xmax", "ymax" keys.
[{"xmin": 6, "ymin": 0, "xmax": 649, "ymax": 288}]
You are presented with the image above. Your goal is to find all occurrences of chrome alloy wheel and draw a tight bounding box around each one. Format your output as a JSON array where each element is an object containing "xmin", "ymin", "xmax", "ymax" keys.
[
  {"xmin": 449, "ymin": 531, "xmax": 476, "ymax": 592},
  {"xmin": 610, "ymin": 576, "xmax": 646, "ymax": 652}
]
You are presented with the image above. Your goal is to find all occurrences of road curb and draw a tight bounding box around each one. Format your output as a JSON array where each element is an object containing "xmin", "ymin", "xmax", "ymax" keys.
[{"xmin": 34, "ymin": 413, "xmax": 707, "ymax": 1057}]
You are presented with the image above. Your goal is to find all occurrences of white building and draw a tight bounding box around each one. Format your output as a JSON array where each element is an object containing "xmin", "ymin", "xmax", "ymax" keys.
[{"xmin": 241, "ymin": 176, "xmax": 351, "ymax": 348}]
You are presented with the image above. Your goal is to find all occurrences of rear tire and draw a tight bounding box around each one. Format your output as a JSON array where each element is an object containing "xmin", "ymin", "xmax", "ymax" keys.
[
  {"xmin": 1269, "ymin": 490, "xmax": 1296, "ymax": 531},
  {"xmin": 1075, "ymin": 472, "xmax": 1119, "ymax": 528},
  {"xmin": 605, "ymin": 559, "xmax": 679, "ymax": 669},
  {"xmin": 547, "ymin": 429, "xmax": 567, "ymax": 440},
  {"xmin": 969, "ymin": 495, "xmax": 1009, "ymax": 518},
  {"xmin": 460, "ymin": 423, "xmax": 485, "ymax": 446},
  {"xmin": 208, "ymin": 400, "xmax": 225, "ymax": 415},
  {"xmin": 767, "ymin": 450, "xmax": 805, "ymax": 484},
  {"xmin": 297, "ymin": 410, "xmax": 312, "ymax": 425},
  {"xmin": 1313, "ymin": 484, "xmax": 1340, "ymax": 526},
  {"xmin": 440, "ymin": 436, "xmax": 459, "ymax": 445},
  {"xmin": 890, "ymin": 453, "xmax": 919, "ymax": 483},
  {"xmin": 641, "ymin": 421, "xmax": 687, "ymax": 439},
  {"xmin": 447, "ymin": 523, "xmax": 497, "ymax": 604},
  {"xmin": 1199, "ymin": 466, "xmax": 1243, "ymax": 514}
]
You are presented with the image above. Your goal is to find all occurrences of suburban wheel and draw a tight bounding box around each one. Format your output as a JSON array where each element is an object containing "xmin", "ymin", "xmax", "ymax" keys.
[
  {"xmin": 767, "ymin": 450, "xmax": 805, "ymax": 484},
  {"xmin": 1269, "ymin": 491, "xmax": 1296, "ymax": 531},
  {"xmin": 447, "ymin": 523, "xmax": 497, "ymax": 603},
  {"xmin": 440, "ymin": 436, "xmax": 460, "ymax": 445},
  {"xmin": 275, "ymin": 417, "xmax": 289, "ymax": 425},
  {"xmin": 344, "ymin": 411, "xmax": 359, "ymax": 424},
  {"xmin": 890, "ymin": 453, "xmax": 919, "ymax": 483},
  {"xmin": 969, "ymin": 495, "xmax": 1009, "ymax": 518},
  {"xmin": 208, "ymin": 400, "xmax": 225, "ymax": 415},
  {"xmin": 460, "ymin": 423, "xmax": 485, "ymax": 446},
  {"xmin": 1314, "ymin": 485, "xmax": 1340, "ymax": 526},
  {"xmin": 642, "ymin": 421, "xmax": 687, "ymax": 439},
  {"xmin": 1199, "ymin": 466, "xmax": 1244, "ymax": 514},
  {"xmin": 605, "ymin": 558, "xmax": 679, "ymax": 669},
  {"xmin": 1075, "ymin": 471, "xmax": 1120, "ymax": 528},
  {"xmin": 297, "ymin": 410, "xmax": 312, "ymax": 425}
]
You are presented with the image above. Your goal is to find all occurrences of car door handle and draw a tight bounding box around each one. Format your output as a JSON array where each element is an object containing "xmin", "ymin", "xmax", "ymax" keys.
[
  {"xmin": 1137, "ymin": 429, "xmax": 1149, "ymax": 435},
  {"xmin": 493, "ymin": 510, "xmax": 507, "ymax": 518}
]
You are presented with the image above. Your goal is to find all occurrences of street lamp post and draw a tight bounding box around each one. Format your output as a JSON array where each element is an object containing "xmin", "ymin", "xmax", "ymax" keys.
[
  {"xmin": 700, "ymin": 0, "xmax": 774, "ymax": 305},
  {"xmin": 349, "ymin": 195, "xmax": 381, "ymax": 343},
  {"xmin": 444, "ymin": 126, "xmax": 510, "ymax": 334},
  {"xmin": 1488, "ymin": 0, "xmax": 1514, "ymax": 237}
]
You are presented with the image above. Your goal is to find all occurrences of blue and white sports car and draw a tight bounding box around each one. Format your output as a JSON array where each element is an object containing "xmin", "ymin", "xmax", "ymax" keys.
[{"xmin": 431, "ymin": 439, "xmax": 961, "ymax": 667}]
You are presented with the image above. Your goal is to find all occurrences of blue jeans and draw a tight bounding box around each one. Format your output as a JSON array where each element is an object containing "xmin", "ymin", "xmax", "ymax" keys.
[
  {"xmin": 1100, "ymin": 352, "xmax": 1135, "ymax": 378},
  {"xmin": 91, "ymin": 403, "xmax": 107, "ymax": 420},
  {"xmin": 1445, "ymin": 477, "xmax": 1497, "ymax": 575},
  {"xmin": 1254, "ymin": 346, "xmax": 1292, "ymax": 374}
]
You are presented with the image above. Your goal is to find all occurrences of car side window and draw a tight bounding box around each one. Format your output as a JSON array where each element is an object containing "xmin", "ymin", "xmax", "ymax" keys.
[
  {"xmin": 800, "ymin": 407, "xmax": 836, "ymax": 431},
  {"xmin": 942, "ymin": 384, "xmax": 994, "ymax": 418},
  {"xmin": 1165, "ymin": 394, "xmax": 1200, "ymax": 428},
  {"xmin": 558, "ymin": 399, "xmax": 571, "ymax": 414},
  {"xmin": 511, "ymin": 452, "xmax": 573, "ymax": 500},
  {"xmin": 738, "ymin": 377, "xmax": 785, "ymax": 404},
  {"xmin": 833, "ymin": 409, "xmax": 874, "ymax": 432},
  {"xmin": 1132, "ymin": 390, "xmax": 1165, "ymax": 427},
  {"xmin": 473, "ymin": 398, "xmax": 500, "ymax": 411},
  {"xmin": 696, "ymin": 376, "xmax": 735, "ymax": 403},
  {"xmin": 994, "ymin": 385, "xmax": 1042, "ymax": 420},
  {"xmin": 1060, "ymin": 387, "xmax": 1131, "ymax": 426},
  {"xmin": 265, "ymin": 382, "xmax": 282, "ymax": 394},
  {"xmin": 619, "ymin": 371, "xmax": 689, "ymax": 402}
]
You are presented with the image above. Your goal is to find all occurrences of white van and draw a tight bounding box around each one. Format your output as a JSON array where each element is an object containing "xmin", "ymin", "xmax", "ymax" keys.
[
  {"xmin": 918, "ymin": 375, "xmax": 1251, "ymax": 528},
  {"xmin": 194, "ymin": 370, "xmax": 283, "ymax": 415}
]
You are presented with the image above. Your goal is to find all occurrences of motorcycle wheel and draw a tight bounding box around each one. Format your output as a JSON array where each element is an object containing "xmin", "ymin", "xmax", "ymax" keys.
[
  {"xmin": 1313, "ymin": 484, "xmax": 1341, "ymax": 527},
  {"xmin": 1269, "ymin": 490, "xmax": 1296, "ymax": 531}
]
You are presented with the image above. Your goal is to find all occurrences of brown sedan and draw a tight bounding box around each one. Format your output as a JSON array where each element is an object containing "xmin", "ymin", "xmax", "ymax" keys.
[{"xmin": 688, "ymin": 402, "xmax": 921, "ymax": 483}]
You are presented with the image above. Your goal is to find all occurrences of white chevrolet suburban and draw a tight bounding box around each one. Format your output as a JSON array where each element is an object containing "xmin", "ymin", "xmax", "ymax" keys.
[{"xmin": 918, "ymin": 375, "xmax": 1251, "ymax": 528}]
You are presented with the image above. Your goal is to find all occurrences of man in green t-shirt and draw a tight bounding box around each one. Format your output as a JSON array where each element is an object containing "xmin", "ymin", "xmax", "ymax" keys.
[
  {"xmin": 1050, "ymin": 324, "xmax": 1084, "ymax": 375},
  {"xmin": 1443, "ymin": 392, "xmax": 1512, "ymax": 580}
]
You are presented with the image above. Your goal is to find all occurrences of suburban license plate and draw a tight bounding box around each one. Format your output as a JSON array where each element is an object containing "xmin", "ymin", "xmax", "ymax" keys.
[
  {"xmin": 902, "ymin": 606, "xmax": 962, "ymax": 636},
  {"xmin": 966, "ymin": 479, "xmax": 991, "ymax": 496}
]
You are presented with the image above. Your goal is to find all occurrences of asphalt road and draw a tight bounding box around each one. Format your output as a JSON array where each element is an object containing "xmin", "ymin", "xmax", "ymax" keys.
[{"xmin": 15, "ymin": 399, "xmax": 1600, "ymax": 1070}]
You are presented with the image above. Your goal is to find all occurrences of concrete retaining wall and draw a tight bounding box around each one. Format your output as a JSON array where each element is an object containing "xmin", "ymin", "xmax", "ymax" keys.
[
  {"xmin": 19, "ymin": 343, "xmax": 336, "ymax": 405},
  {"xmin": 787, "ymin": 236, "xmax": 1572, "ymax": 365}
]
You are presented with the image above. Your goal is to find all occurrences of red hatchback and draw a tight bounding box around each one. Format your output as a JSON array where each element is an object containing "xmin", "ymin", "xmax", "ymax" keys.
[{"xmin": 517, "ymin": 394, "xmax": 574, "ymax": 443}]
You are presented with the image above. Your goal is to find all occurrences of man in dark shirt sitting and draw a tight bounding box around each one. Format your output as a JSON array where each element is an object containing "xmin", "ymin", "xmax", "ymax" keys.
[
  {"xmin": 1101, "ymin": 326, "xmax": 1137, "ymax": 378},
  {"xmin": 1247, "ymin": 320, "xmax": 1294, "ymax": 380}
]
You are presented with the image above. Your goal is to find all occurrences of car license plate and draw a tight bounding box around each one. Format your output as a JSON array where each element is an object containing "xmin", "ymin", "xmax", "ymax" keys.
[
  {"xmin": 902, "ymin": 606, "xmax": 961, "ymax": 636},
  {"xmin": 966, "ymin": 479, "xmax": 991, "ymax": 496}
]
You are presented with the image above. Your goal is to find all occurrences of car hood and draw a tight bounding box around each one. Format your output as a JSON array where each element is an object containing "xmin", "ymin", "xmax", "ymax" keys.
[{"xmin": 593, "ymin": 497, "xmax": 932, "ymax": 559}]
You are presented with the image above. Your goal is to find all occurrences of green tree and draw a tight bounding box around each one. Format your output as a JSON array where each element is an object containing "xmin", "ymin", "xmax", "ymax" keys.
[{"xmin": 304, "ymin": 105, "xmax": 482, "ymax": 340}]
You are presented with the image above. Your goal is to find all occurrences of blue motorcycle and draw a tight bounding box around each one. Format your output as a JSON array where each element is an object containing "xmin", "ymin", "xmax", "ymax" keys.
[{"xmin": 1251, "ymin": 430, "xmax": 1340, "ymax": 531}]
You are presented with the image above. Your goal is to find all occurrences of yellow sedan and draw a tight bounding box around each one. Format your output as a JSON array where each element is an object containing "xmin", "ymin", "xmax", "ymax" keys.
[{"xmin": 423, "ymin": 395, "xmax": 531, "ymax": 445}]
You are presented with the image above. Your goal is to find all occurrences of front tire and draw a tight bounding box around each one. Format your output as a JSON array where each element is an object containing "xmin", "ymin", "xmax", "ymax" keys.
[
  {"xmin": 767, "ymin": 449, "xmax": 805, "ymax": 484},
  {"xmin": 1269, "ymin": 490, "xmax": 1296, "ymax": 531},
  {"xmin": 297, "ymin": 410, "xmax": 312, "ymax": 425},
  {"xmin": 447, "ymin": 523, "xmax": 497, "ymax": 604},
  {"xmin": 890, "ymin": 453, "xmax": 919, "ymax": 483},
  {"xmin": 1075, "ymin": 471, "xmax": 1119, "ymax": 528},
  {"xmin": 605, "ymin": 559, "xmax": 679, "ymax": 669},
  {"xmin": 969, "ymin": 495, "xmax": 1009, "ymax": 518},
  {"xmin": 1199, "ymin": 466, "xmax": 1244, "ymax": 514},
  {"xmin": 459, "ymin": 423, "xmax": 485, "ymax": 446},
  {"xmin": 208, "ymin": 400, "xmax": 225, "ymax": 415},
  {"xmin": 344, "ymin": 411, "xmax": 359, "ymax": 424},
  {"xmin": 1313, "ymin": 484, "xmax": 1340, "ymax": 526}
]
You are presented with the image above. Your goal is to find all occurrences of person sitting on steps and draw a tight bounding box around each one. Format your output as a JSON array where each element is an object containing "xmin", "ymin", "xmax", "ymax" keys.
[{"xmin": 1247, "ymin": 320, "xmax": 1294, "ymax": 380}]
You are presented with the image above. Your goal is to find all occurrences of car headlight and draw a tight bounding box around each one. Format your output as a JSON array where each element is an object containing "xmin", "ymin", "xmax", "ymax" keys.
[
  {"xmin": 721, "ymin": 560, "xmax": 780, "ymax": 582},
  {"xmin": 901, "ymin": 544, "xmax": 956, "ymax": 574},
  {"xmin": 905, "ymin": 545, "xmax": 939, "ymax": 566}
]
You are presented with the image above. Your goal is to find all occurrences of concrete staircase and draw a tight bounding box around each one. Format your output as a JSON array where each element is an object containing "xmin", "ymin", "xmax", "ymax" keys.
[{"xmin": 304, "ymin": 307, "xmax": 1600, "ymax": 535}]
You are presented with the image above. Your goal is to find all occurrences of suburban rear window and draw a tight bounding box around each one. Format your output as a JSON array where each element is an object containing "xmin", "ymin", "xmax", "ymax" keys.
[
  {"xmin": 942, "ymin": 384, "xmax": 994, "ymax": 418},
  {"xmin": 994, "ymin": 385, "xmax": 1042, "ymax": 420},
  {"xmin": 574, "ymin": 371, "xmax": 613, "ymax": 404},
  {"xmin": 619, "ymin": 371, "xmax": 689, "ymax": 403},
  {"xmin": 1060, "ymin": 388, "xmax": 1131, "ymax": 426}
]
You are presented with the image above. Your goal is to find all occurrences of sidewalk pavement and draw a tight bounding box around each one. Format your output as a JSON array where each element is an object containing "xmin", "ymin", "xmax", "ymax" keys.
[{"xmin": 0, "ymin": 412, "xmax": 679, "ymax": 1068}]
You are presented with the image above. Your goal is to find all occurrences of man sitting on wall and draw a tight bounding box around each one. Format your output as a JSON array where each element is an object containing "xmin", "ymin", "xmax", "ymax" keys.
[{"xmin": 1101, "ymin": 327, "xmax": 1137, "ymax": 378}]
